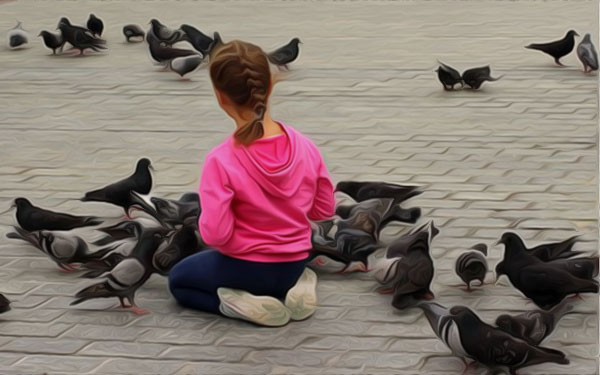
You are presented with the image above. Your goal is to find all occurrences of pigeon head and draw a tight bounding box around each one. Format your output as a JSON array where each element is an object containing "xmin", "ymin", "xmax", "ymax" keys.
[
  {"xmin": 13, "ymin": 197, "xmax": 32, "ymax": 209},
  {"xmin": 151, "ymin": 197, "xmax": 177, "ymax": 217},
  {"xmin": 583, "ymin": 33, "xmax": 592, "ymax": 42},
  {"xmin": 567, "ymin": 30, "xmax": 579, "ymax": 38},
  {"xmin": 449, "ymin": 305, "xmax": 481, "ymax": 326},
  {"xmin": 495, "ymin": 314, "xmax": 515, "ymax": 332},
  {"xmin": 149, "ymin": 19, "xmax": 163, "ymax": 28},
  {"xmin": 57, "ymin": 17, "xmax": 70, "ymax": 28},
  {"xmin": 90, "ymin": 13, "xmax": 97, "ymax": 19},
  {"xmin": 291, "ymin": 37, "xmax": 302, "ymax": 45},
  {"xmin": 125, "ymin": 221, "xmax": 143, "ymax": 238},
  {"xmin": 497, "ymin": 232, "xmax": 527, "ymax": 257},
  {"xmin": 137, "ymin": 157, "xmax": 153, "ymax": 171}
]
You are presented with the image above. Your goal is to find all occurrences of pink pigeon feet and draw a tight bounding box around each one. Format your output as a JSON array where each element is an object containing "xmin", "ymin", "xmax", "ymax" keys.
[{"xmin": 58, "ymin": 263, "xmax": 79, "ymax": 273}]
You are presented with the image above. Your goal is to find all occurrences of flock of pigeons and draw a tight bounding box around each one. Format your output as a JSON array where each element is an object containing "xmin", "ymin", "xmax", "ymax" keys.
[
  {"xmin": 436, "ymin": 29, "xmax": 598, "ymax": 91},
  {"xmin": 6, "ymin": 15, "xmax": 302, "ymax": 79},
  {"xmin": 2, "ymin": 12, "xmax": 599, "ymax": 375},
  {"xmin": 2, "ymin": 156, "xmax": 598, "ymax": 374}
]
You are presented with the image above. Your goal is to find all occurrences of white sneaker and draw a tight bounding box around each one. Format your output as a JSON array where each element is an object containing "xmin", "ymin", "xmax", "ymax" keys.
[
  {"xmin": 284, "ymin": 268, "xmax": 318, "ymax": 321},
  {"xmin": 217, "ymin": 287, "xmax": 291, "ymax": 327}
]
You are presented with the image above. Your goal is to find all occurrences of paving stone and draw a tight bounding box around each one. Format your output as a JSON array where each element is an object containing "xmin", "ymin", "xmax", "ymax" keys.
[{"xmin": 0, "ymin": 0, "xmax": 596, "ymax": 374}]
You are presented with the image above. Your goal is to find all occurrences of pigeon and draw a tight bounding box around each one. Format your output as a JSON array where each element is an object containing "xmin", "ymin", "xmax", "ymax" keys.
[
  {"xmin": 6, "ymin": 226, "xmax": 115, "ymax": 272},
  {"xmin": 58, "ymin": 17, "xmax": 106, "ymax": 55},
  {"xmin": 379, "ymin": 205, "xmax": 421, "ymax": 229},
  {"xmin": 455, "ymin": 243, "xmax": 488, "ymax": 291},
  {"xmin": 0, "ymin": 294, "xmax": 11, "ymax": 314},
  {"xmin": 525, "ymin": 234, "xmax": 582, "ymax": 262},
  {"xmin": 386, "ymin": 221, "xmax": 439, "ymax": 258},
  {"xmin": 81, "ymin": 157, "xmax": 154, "ymax": 217},
  {"xmin": 180, "ymin": 24, "xmax": 214, "ymax": 56},
  {"xmin": 577, "ymin": 33, "xmax": 599, "ymax": 73},
  {"xmin": 267, "ymin": 37, "xmax": 301, "ymax": 70},
  {"xmin": 147, "ymin": 32, "xmax": 199, "ymax": 67},
  {"xmin": 335, "ymin": 181, "xmax": 422, "ymax": 205},
  {"xmin": 461, "ymin": 66, "xmax": 502, "ymax": 89},
  {"xmin": 86, "ymin": 14, "xmax": 104, "ymax": 37},
  {"xmin": 7, "ymin": 21, "xmax": 28, "ymax": 49},
  {"xmin": 128, "ymin": 191, "xmax": 200, "ymax": 227},
  {"xmin": 336, "ymin": 202, "xmax": 421, "ymax": 229},
  {"xmin": 38, "ymin": 30, "xmax": 65, "ymax": 54},
  {"xmin": 496, "ymin": 232, "xmax": 599, "ymax": 309},
  {"xmin": 153, "ymin": 224, "xmax": 206, "ymax": 275},
  {"xmin": 169, "ymin": 55, "xmax": 203, "ymax": 79},
  {"xmin": 70, "ymin": 229, "xmax": 166, "ymax": 314},
  {"xmin": 525, "ymin": 30, "xmax": 579, "ymax": 66},
  {"xmin": 495, "ymin": 300, "xmax": 574, "ymax": 346},
  {"xmin": 12, "ymin": 197, "xmax": 102, "ymax": 232},
  {"xmin": 436, "ymin": 61, "xmax": 463, "ymax": 90},
  {"xmin": 95, "ymin": 220, "xmax": 145, "ymax": 244},
  {"xmin": 123, "ymin": 24, "xmax": 145, "ymax": 42},
  {"xmin": 149, "ymin": 19, "xmax": 187, "ymax": 46},
  {"xmin": 547, "ymin": 256, "xmax": 599, "ymax": 280},
  {"xmin": 309, "ymin": 227, "xmax": 380, "ymax": 273},
  {"xmin": 418, "ymin": 302, "xmax": 569, "ymax": 374},
  {"xmin": 211, "ymin": 31, "xmax": 223, "ymax": 51},
  {"xmin": 381, "ymin": 222, "xmax": 437, "ymax": 309},
  {"xmin": 83, "ymin": 223, "xmax": 170, "ymax": 278},
  {"xmin": 335, "ymin": 198, "xmax": 394, "ymax": 240}
]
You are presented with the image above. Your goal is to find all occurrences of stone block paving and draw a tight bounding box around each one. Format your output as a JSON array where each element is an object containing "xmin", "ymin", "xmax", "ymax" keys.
[{"xmin": 0, "ymin": 0, "xmax": 598, "ymax": 373}]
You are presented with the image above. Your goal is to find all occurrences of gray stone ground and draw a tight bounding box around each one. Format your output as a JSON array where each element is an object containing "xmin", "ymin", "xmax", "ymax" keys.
[{"xmin": 0, "ymin": 0, "xmax": 598, "ymax": 374}]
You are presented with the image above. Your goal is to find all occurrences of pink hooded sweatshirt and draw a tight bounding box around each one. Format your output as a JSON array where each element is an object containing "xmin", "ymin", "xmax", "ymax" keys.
[{"xmin": 198, "ymin": 123, "xmax": 336, "ymax": 262}]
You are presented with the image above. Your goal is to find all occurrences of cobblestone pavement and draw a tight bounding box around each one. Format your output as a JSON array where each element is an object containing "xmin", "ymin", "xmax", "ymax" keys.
[{"xmin": 0, "ymin": 0, "xmax": 598, "ymax": 374}]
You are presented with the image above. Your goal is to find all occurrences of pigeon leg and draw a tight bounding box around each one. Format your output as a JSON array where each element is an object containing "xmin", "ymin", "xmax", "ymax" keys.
[
  {"xmin": 460, "ymin": 358, "xmax": 476, "ymax": 374},
  {"xmin": 313, "ymin": 257, "xmax": 327, "ymax": 266},
  {"xmin": 358, "ymin": 263, "xmax": 369, "ymax": 272},
  {"xmin": 58, "ymin": 263, "xmax": 78, "ymax": 273},
  {"xmin": 335, "ymin": 264, "xmax": 350, "ymax": 274},
  {"xmin": 123, "ymin": 297, "xmax": 149, "ymax": 315},
  {"xmin": 554, "ymin": 58, "xmax": 565, "ymax": 67},
  {"xmin": 422, "ymin": 292, "xmax": 435, "ymax": 300},
  {"xmin": 378, "ymin": 288, "xmax": 394, "ymax": 294}
]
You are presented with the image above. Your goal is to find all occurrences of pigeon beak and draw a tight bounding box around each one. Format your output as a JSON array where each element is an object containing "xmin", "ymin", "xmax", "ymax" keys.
[{"xmin": 149, "ymin": 165, "xmax": 155, "ymax": 172}]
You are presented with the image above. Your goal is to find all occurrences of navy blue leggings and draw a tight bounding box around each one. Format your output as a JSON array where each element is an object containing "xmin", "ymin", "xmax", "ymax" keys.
[{"xmin": 168, "ymin": 250, "xmax": 308, "ymax": 314}]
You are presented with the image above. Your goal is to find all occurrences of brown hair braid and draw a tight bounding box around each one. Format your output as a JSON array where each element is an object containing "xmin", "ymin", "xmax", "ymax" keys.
[{"xmin": 209, "ymin": 40, "xmax": 271, "ymax": 146}]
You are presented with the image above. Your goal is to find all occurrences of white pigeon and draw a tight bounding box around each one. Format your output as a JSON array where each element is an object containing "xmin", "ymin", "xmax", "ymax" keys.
[{"xmin": 7, "ymin": 21, "xmax": 29, "ymax": 49}]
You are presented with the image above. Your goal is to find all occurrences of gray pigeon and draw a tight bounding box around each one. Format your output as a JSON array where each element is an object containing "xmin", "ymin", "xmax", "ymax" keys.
[
  {"xmin": 495, "ymin": 300, "xmax": 573, "ymax": 346},
  {"xmin": 417, "ymin": 302, "xmax": 569, "ymax": 374},
  {"xmin": 382, "ymin": 222, "xmax": 437, "ymax": 309},
  {"xmin": 38, "ymin": 30, "xmax": 64, "ymax": 54},
  {"xmin": 267, "ymin": 38, "xmax": 301, "ymax": 70},
  {"xmin": 169, "ymin": 55, "xmax": 203, "ymax": 79},
  {"xmin": 461, "ymin": 66, "xmax": 502, "ymax": 90},
  {"xmin": 6, "ymin": 226, "xmax": 114, "ymax": 272},
  {"xmin": 123, "ymin": 24, "xmax": 145, "ymax": 42},
  {"xmin": 149, "ymin": 19, "xmax": 187, "ymax": 46},
  {"xmin": 71, "ymin": 229, "xmax": 166, "ymax": 314},
  {"xmin": 7, "ymin": 21, "xmax": 28, "ymax": 49},
  {"xmin": 0, "ymin": 294, "xmax": 10, "ymax": 314},
  {"xmin": 455, "ymin": 243, "xmax": 488, "ymax": 291},
  {"xmin": 526, "ymin": 30, "xmax": 579, "ymax": 66},
  {"xmin": 496, "ymin": 232, "xmax": 599, "ymax": 310},
  {"xmin": 335, "ymin": 198, "xmax": 394, "ymax": 241},
  {"xmin": 577, "ymin": 33, "xmax": 599, "ymax": 72},
  {"xmin": 81, "ymin": 158, "xmax": 154, "ymax": 217},
  {"xmin": 436, "ymin": 61, "xmax": 463, "ymax": 90}
]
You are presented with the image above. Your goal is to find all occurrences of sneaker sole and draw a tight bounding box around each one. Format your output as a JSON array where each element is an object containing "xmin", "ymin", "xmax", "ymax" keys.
[
  {"xmin": 285, "ymin": 268, "xmax": 318, "ymax": 321},
  {"xmin": 217, "ymin": 288, "xmax": 291, "ymax": 327}
]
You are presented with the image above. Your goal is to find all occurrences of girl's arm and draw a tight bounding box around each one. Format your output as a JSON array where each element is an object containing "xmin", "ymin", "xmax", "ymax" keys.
[
  {"xmin": 198, "ymin": 156, "xmax": 235, "ymax": 246},
  {"xmin": 307, "ymin": 159, "xmax": 336, "ymax": 221}
]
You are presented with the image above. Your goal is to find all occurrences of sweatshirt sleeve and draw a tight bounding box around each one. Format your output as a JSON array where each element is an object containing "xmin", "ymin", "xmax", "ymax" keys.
[
  {"xmin": 307, "ymin": 157, "xmax": 336, "ymax": 221},
  {"xmin": 198, "ymin": 155, "xmax": 235, "ymax": 247}
]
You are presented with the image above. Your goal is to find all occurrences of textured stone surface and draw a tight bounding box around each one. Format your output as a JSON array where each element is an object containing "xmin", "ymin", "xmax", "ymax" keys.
[{"xmin": 0, "ymin": 0, "xmax": 598, "ymax": 374}]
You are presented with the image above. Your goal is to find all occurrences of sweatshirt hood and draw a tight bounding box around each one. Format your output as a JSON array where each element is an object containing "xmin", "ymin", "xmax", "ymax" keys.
[{"xmin": 231, "ymin": 123, "xmax": 311, "ymax": 199}]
